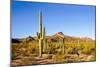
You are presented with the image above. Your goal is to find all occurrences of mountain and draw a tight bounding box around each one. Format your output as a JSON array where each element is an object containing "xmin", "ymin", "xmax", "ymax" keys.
[
  {"xmin": 12, "ymin": 32, "xmax": 95, "ymax": 43},
  {"xmin": 47, "ymin": 32, "xmax": 65, "ymax": 42},
  {"xmin": 12, "ymin": 38, "xmax": 21, "ymax": 43}
]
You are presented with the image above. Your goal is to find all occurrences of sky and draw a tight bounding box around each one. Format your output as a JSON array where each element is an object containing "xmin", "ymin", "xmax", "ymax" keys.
[{"xmin": 12, "ymin": 0, "xmax": 96, "ymax": 39}]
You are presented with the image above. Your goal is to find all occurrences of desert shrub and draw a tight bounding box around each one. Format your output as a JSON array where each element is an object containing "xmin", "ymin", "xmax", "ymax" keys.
[
  {"xmin": 12, "ymin": 40, "xmax": 39, "ymax": 60},
  {"xmin": 65, "ymin": 47, "xmax": 73, "ymax": 54},
  {"xmin": 54, "ymin": 54, "xmax": 66, "ymax": 63},
  {"xmin": 81, "ymin": 42, "xmax": 95, "ymax": 55}
]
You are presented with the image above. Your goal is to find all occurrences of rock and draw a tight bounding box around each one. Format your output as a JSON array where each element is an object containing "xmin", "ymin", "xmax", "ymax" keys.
[{"xmin": 42, "ymin": 54, "xmax": 49, "ymax": 59}]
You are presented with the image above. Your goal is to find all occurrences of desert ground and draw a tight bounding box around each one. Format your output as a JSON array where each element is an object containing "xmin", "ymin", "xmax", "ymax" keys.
[{"xmin": 11, "ymin": 32, "xmax": 96, "ymax": 66}]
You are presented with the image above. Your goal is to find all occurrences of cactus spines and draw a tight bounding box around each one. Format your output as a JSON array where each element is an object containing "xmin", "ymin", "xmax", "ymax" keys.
[{"xmin": 37, "ymin": 11, "xmax": 46, "ymax": 57}]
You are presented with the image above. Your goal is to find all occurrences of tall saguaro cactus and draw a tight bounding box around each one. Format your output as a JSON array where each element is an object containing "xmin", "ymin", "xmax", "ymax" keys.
[
  {"xmin": 60, "ymin": 35, "xmax": 65, "ymax": 54},
  {"xmin": 37, "ymin": 11, "xmax": 46, "ymax": 57},
  {"xmin": 43, "ymin": 27, "xmax": 46, "ymax": 52},
  {"xmin": 62, "ymin": 38, "xmax": 65, "ymax": 54},
  {"xmin": 77, "ymin": 40, "xmax": 80, "ymax": 45}
]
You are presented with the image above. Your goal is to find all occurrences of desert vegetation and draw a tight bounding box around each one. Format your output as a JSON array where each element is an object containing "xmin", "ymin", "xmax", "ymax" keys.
[{"xmin": 11, "ymin": 33, "xmax": 96, "ymax": 66}]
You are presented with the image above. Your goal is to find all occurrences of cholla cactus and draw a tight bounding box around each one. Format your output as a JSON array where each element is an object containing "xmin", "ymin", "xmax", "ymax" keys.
[{"xmin": 37, "ymin": 12, "xmax": 46, "ymax": 57}]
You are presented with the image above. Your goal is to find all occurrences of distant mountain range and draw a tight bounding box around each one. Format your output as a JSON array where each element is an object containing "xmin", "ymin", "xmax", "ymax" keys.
[{"xmin": 12, "ymin": 32, "xmax": 95, "ymax": 43}]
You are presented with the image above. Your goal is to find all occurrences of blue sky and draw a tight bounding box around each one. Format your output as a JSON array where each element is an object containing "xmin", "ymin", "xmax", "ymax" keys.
[{"xmin": 12, "ymin": 1, "xmax": 96, "ymax": 39}]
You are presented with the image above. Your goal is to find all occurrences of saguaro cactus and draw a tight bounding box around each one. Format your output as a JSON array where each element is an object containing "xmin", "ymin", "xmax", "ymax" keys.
[
  {"xmin": 43, "ymin": 27, "xmax": 46, "ymax": 53},
  {"xmin": 77, "ymin": 40, "xmax": 80, "ymax": 45},
  {"xmin": 37, "ymin": 11, "xmax": 46, "ymax": 57},
  {"xmin": 62, "ymin": 38, "xmax": 65, "ymax": 54}
]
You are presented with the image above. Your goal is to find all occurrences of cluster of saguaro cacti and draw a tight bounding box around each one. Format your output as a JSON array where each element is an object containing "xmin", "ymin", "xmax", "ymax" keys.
[{"xmin": 37, "ymin": 12, "xmax": 46, "ymax": 57}]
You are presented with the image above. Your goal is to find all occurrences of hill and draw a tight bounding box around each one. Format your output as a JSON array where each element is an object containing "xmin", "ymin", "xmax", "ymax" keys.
[{"xmin": 12, "ymin": 32, "xmax": 95, "ymax": 44}]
